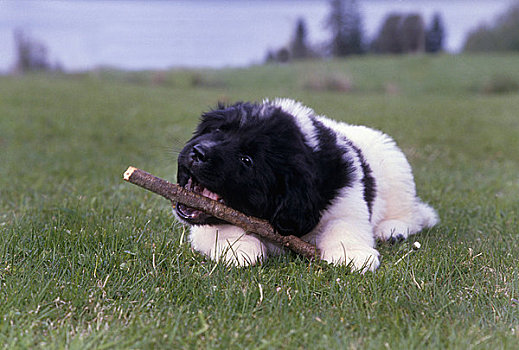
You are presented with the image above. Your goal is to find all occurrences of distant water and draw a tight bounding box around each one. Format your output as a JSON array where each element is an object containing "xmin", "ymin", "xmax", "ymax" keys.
[{"xmin": 0, "ymin": 0, "xmax": 515, "ymax": 72}]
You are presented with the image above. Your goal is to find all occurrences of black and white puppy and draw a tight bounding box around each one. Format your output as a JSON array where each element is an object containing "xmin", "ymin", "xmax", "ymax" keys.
[{"xmin": 175, "ymin": 98, "xmax": 438, "ymax": 272}]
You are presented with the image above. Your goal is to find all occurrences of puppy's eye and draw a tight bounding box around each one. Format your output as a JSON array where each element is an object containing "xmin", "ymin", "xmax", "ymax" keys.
[{"xmin": 239, "ymin": 155, "xmax": 253, "ymax": 167}]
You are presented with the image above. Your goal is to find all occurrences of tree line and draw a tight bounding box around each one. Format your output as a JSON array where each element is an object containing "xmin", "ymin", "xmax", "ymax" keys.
[
  {"xmin": 12, "ymin": 0, "xmax": 519, "ymax": 73},
  {"xmin": 266, "ymin": 0, "xmax": 444, "ymax": 63},
  {"xmin": 267, "ymin": 0, "xmax": 519, "ymax": 63},
  {"xmin": 463, "ymin": 2, "xmax": 519, "ymax": 52}
]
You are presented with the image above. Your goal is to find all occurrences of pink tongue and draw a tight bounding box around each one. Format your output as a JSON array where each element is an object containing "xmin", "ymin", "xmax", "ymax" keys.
[
  {"xmin": 202, "ymin": 188, "xmax": 219, "ymax": 200},
  {"xmin": 186, "ymin": 178, "xmax": 221, "ymax": 201}
]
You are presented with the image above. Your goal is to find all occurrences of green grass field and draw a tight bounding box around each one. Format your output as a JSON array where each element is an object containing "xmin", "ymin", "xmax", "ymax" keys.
[{"xmin": 1, "ymin": 54, "xmax": 518, "ymax": 349}]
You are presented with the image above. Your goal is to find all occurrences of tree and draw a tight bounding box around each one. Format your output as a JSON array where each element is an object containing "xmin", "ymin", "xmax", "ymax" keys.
[
  {"xmin": 290, "ymin": 18, "xmax": 311, "ymax": 59},
  {"xmin": 425, "ymin": 13, "xmax": 445, "ymax": 53},
  {"xmin": 371, "ymin": 13, "xmax": 426, "ymax": 54},
  {"xmin": 266, "ymin": 17, "xmax": 318, "ymax": 63},
  {"xmin": 371, "ymin": 13, "xmax": 403, "ymax": 53},
  {"xmin": 463, "ymin": 25, "xmax": 499, "ymax": 52},
  {"xmin": 13, "ymin": 29, "xmax": 51, "ymax": 73},
  {"xmin": 401, "ymin": 14, "xmax": 425, "ymax": 53},
  {"xmin": 326, "ymin": 0, "xmax": 364, "ymax": 57},
  {"xmin": 464, "ymin": 3, "xmax": 519, "ymax": 52}
]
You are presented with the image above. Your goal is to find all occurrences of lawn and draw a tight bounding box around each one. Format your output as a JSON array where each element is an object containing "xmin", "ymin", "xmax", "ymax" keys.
[{"xmin": 0, "ymin": 54, "xmax": 518, "ymax": 349}]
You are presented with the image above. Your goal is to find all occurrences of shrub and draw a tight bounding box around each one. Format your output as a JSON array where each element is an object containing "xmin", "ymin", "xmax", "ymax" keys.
[
  {"xmin": 481, "ymin": 74, "xmax": 519, "ymax": 94},
  {"xmin": 303, "ymin": 74, "xmax": 353, "ymax": 92}
]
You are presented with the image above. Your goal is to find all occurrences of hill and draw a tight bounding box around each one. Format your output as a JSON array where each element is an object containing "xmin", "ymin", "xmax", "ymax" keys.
[{"xmin": 0, "ymin": 54, "xmax": 518, "ymax": 348}]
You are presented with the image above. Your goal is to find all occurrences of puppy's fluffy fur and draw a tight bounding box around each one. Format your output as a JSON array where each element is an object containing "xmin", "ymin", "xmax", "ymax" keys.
[{"xmin": 175, "ymin": 98, "xmax": 438, "ymax": 271}]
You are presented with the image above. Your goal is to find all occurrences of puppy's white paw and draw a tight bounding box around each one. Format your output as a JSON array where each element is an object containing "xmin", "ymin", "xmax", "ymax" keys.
[
  {"xmin": 375, "ymin": 219, "xmax": 412, "ymax": 242},
  {"xmin": 320, "ymin": 245, "xmax": 380, "ymax": 273},
  {"xmin": 215, "ymin": 238, "xmax": 266, "ymax": 267},
  {"xmin": 190, "ymin": 225, "xmax": 266, "ymax": 267}
]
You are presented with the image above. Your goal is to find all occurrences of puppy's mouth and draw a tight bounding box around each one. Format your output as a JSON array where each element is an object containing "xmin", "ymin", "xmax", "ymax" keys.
[{"xmin": 175, "ymin": 177, "xmax": 225, "ymax": 225}]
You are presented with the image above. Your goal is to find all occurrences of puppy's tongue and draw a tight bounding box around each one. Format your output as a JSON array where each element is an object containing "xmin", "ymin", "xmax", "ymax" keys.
[
  {"xmin": 185, "ymin": 178, "xmax": 221, "ymax": 201},
  {"xmin": 176, "ymin": 178, "xmax": 223, "ymax": 220},
  {"xmin": 201, "ymin": 188, "xmax": 220, "ymax": 201}
]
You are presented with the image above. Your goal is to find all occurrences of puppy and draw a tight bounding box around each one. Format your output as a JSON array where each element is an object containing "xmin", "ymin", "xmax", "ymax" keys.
[{"xmin": 175, "ymin": 98, "xmax": 438, "ymax": 272}]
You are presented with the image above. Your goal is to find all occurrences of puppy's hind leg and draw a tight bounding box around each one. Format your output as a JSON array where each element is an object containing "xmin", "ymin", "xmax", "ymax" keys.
[{"xmin": 375, "ymin": 200, "xmax": 439, "ymax": 242}]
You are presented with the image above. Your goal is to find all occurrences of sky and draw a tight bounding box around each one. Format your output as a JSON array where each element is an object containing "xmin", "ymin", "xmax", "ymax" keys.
[{"xmin": 0, "ymin": 0, "xmax": 515, "ymax": 72}]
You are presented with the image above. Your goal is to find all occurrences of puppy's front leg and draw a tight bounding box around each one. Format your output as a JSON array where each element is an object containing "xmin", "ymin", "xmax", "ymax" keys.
[
  {"xmin": 189, "ymin": 225, "xmax": 267, "ymax": 266},
  {"xmin": 311, "ymin": 219, "xmax": 380, "ymax": 273}
]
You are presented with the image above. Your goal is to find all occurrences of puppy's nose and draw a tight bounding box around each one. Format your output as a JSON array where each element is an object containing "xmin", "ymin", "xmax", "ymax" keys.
[{"xmin": 191, "ymin": 144, "xmax": 208, "ymax": 163}]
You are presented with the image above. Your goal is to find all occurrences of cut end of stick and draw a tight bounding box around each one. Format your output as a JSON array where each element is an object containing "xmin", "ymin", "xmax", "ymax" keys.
[{"xmin": 123, "ymin": 166, "xmax": 137, "ymax": 181}]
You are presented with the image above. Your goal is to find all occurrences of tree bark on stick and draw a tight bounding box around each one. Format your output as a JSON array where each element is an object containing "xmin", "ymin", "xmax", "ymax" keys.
[{"xmin": 123, "ymin": 166, "xmax": 319, "ymax": 260}]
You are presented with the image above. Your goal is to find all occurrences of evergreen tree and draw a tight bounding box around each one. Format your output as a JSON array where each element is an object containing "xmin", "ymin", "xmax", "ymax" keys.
[
  {"xmin": 425, "ymin": 13, "xmax": 445, "ymax": 53},
  {"xmin": 291, "ymin": 18, "xmax": 310, "ymax": 59},
  {"xmin": 326, "ymin": 0, "xmax": 364, "ymax": 57}
]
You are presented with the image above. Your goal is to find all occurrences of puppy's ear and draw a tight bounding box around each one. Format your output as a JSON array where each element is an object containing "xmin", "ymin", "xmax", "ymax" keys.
[{"xmin": 271, "ymin": 172, "xmax": 321, "ymax": 237}]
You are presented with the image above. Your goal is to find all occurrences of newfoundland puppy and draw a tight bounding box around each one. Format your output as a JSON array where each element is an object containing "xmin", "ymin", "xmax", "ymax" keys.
[{"xmin": 175, "ymin": 98, "xmax": 438, "ymax": 272}]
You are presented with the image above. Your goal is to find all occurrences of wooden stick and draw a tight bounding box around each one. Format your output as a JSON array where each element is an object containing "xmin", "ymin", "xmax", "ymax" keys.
[{"xmin": 123, "ymin": 166, "xmax": 319, "ymax": 260}]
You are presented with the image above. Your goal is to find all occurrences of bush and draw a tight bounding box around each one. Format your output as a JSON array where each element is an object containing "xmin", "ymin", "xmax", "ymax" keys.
[
  {"xmin": 480, "ymin": 74, "xmax": 519, "ymax": 94},
  {"xmin": 265, "ymin": 47, "xmax": 291, "ymax": 64},
  {"xmin": 303, "ymin": 74, "xmax": 353, "ymax": 92}
]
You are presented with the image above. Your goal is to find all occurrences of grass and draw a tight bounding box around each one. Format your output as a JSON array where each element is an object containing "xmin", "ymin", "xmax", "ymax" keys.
[{"xmin": 0, "ymin": 54, "xmax": 518, "ymax": 349}]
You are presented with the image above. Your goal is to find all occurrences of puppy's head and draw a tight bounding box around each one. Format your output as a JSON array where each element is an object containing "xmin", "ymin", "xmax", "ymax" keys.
[{"xmin": 175, "ymin": 102, "xmax": 322, "ymax": 236}]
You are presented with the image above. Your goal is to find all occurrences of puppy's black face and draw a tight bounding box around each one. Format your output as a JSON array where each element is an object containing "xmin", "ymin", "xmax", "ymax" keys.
[{"xmin": 176, "ymin": 102, "xmax": 323, "ymax": 236}]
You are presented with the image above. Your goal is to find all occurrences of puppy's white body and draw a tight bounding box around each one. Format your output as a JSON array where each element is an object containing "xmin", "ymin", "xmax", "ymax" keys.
[{"xmin": 188, "ymin": 99, "xmax": 438, "ymax": 271}]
